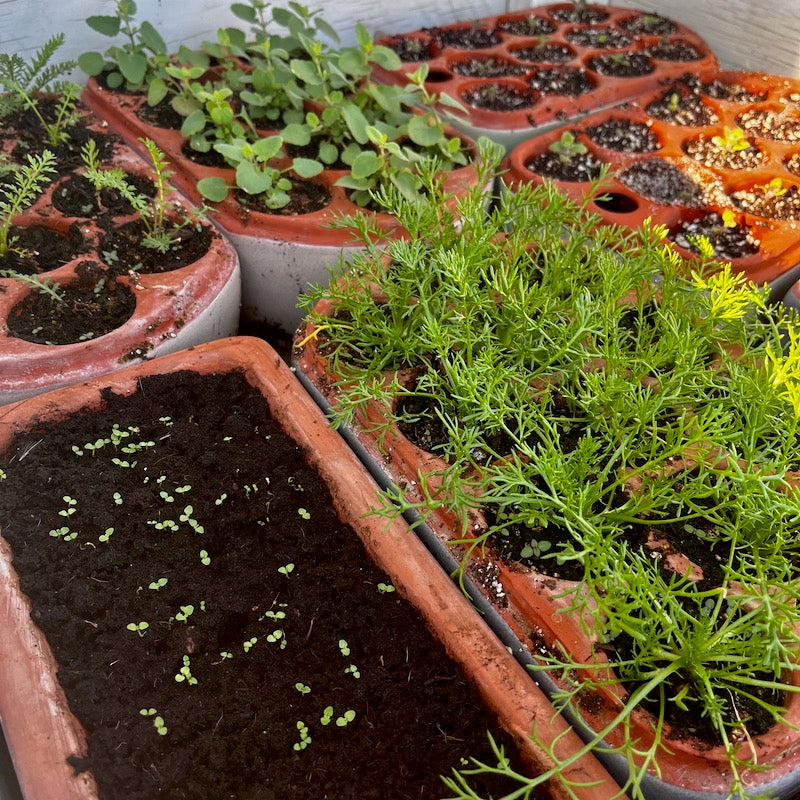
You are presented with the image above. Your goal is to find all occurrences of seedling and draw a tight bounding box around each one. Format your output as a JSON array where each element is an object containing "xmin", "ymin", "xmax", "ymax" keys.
[
  {"xmin": 320, "ymin": 706, "xmax": 334, "ymax": 726},
  {"xmin": 218, "ymin": 651, "xmax": 234, "ymax": 661},
  {"xmin": 139, "ymin": 708, "xmax": 168, "ymax": 736},
  {"xmin": 547, "ymin": 130, "xmax": 588, "ymax": 163},
  {"xmin": 126, "ymin": 621, "xmax": 149, "ymax": 637},
  {"xmin": 520, "ymin": 537, "xmax": 551, "ymax": 559},
  {"xmin": 58, "ymin": 496, "xmax": 77, "ymax": 517},
  {"xmin": 293, "ymin": 720, "xmax": 312, "ymax": 751},
  {"xmin": 174, "ymin": 604, "xmax": 194, "ymax": 623},
  {"xmin": 98, "ymin": 527, "xmax": 114, "ymax": 543},
  {"xmin": 338, "ymin": 639, "xmax": 350, "ymax": 657},
  {"xmin": 148, "ymin": 577, "xmax": 168, "ymax": 590},
  {"xmin": 49, "ymin": 526, "xmax": 76, "ymax": 541},
  {"xmin": 243, "ymin": 636, "xmax": 258, "ymax": 653},
  {"xmin": 199, "ymin": 549, "xmax": 211, "ymax": 566},
  {"xmin": 0, "ymin": 150, "xmax": 57, "ymax": 259},
  {"xmin": 711, "ymin": 126, "xmax": 750, "ymax": 153},
  {"xmin": 297, "ymin": 507, "xmax": 311, "ymax": 519},
  {"xmin": 344, "ymin": 664, "xmax": 361, "ymax": 679},
  {"xmin": 336, "ymin": 709, "xmax": 356, "ymax": 727},
  {"xmin": 174, "ymin": 654, "xmax": 197, "ymax": 685},
  {"xmin": 278, "ymin": 562, "xmax": 295, "ymax": 576},
  {"xmin": 377, "ymin": 582, "xmax": 395, "ymax": 594},
  {"xmin": 266, "ymin": 629, "xmax": 286, "ymax": 648},
  {"xmin": 294, "ymin": 682, "xmax": 311, "ymax": 695},
  {"xmin": 0, "ymin": 35, "xmax": 81, "ymax": 145}
]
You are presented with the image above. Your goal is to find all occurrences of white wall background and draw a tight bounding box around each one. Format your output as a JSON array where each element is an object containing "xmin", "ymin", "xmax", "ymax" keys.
[{"xmin": 1, "ymin": 0, "xmax": 799, "ymax": 81}]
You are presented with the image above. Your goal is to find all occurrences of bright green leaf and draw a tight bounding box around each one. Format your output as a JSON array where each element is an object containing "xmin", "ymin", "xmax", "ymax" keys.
[
  {"xmin": 78, "ymin": 51, "xmax": 105, "ymax": 77},
  {"xmin": 350, "ymin": 151, "xmax": 381, "ymax": 180},
  {"xmin": 292, "ymin": 158, "xmax": 323, "ymax": 178},
  {"xmin": 139, "ymin": 21, "xmax": 167, "ymax": 54},
  {"xmin": 197, "ymin": 177, "xmax": 229, "ymax": 202}
]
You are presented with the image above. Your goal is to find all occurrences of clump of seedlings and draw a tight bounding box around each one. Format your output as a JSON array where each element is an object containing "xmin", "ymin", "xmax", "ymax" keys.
[{"xmin": 300, "ymin": 161, "xmax": 800, "ymax": 800}]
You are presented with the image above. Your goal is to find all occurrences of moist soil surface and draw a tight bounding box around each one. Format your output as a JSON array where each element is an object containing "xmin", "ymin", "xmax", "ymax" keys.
[
  {"xmin": 587, "ymin": 53, "xmax": 653, "ymax": 78},
  {"xmin": 647, "ymin": 41, "xmax": 701, "ymax": 62},
  {"xmin": 0, "ymin": 369, "xmax": 532, "ymax": 800},
  {"xmin": 646, "ymin": 84, "xmax": 719, "ymax": 127},
  {"xmin": 7, "ymin": 259, "xmax": 136, "ymax": 345},
  {"xmin": 511, "ymin": 43, "xmax": 574, "ymax": 65},
  {"xmin": 462, "ymin": 82, "xmax": 537, "ymax": 112},
  {"xmin": 494, "ymin": 15, "xmax": 556, "ymax": 37},
  {"xmin": 427, "ymin": 25, "xmax": 500, "ymax": 50},
  {"xmin": 618, "ymin": 158, "xmax": 705, "ymax": 206},
  {"xmin": 585, "ymin": 118, "xmax": 660, "ymax": 152},
  {"xmin": 563, "ymin": 26, "xmax": 631, "ymax": 49},
  {"xmin": 450, "ymin": 56, "xmax": 527, "ymax": 78},
  {"xmin": 529, "ymin": 67, "xmax": 594, "ymax": 97},
  {"xmin": 671, "ymin": 212, "xmax": 759, "ymax": 259},
  {"xmin": 526, "ymin": 150, "xmax": 603, "ymax": 182},
  {"xmin": 385, "ymin": 35, "xmax": 438, "ymax": 62},
  {"xmin": 618, "ymin": 13, "xmax": 676, "ymax": 36}
]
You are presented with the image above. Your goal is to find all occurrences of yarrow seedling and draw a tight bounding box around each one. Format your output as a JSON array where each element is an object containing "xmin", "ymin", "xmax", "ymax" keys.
[
  {"xmin": 126, "ymin": 621, "xmax": 149, "ymax": 637},
  {"xmin": 139, "ymin": 708, "xmax": 168, "ymax": 736},
  {"xmin": 293, "ymin": 720, "xmax": 311, "ymax": 751},
  {"xmin": 174, "ymin": 654, "xmax": 197, "ymax": 685}
]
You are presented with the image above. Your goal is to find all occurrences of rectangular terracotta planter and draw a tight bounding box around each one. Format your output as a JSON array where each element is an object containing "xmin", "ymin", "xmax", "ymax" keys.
[
  {"xmin": 294, "ymin": 307, "xmax": 800, "ymax": 800},
  {"xmin": 0, "ymin": 336, "xmax": 619, "ymax": 800}
]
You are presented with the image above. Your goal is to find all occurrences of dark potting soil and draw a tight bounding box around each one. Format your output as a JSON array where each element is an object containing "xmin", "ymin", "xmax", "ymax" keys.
[
  {"xmin": 180, "ymin": 140, "xmax": 232, "ymax": 169},
  {"xmin": 731, "ymin": 182, "xmax": 800, "ymax": 220},
  {"xmin": 617, "ymin": 158, "xmax": 705, "ymax": 207},
  {"xmin": 450, "ymin": 56, "xmax": 528, "ymax": 78},
  {"xmin": 549, "ymin": 5, "xmax": 609, "ymax": 24},
  {"xmin": 0, "ymin": 369, "xmax": 533, "ymax": 800},
  {"xmin": 563, "ymin": 26, "xmax": 631, "ymax": 49},
  {"xmin": 136, "ymin": 100, "xmax": 186, "ymax": 130},
  {"xmin": 738, "ymin": 108, "xmax": 800, "ymax": 142},
  {"xmin": 585, "ymin": 118, "xmax": 660, "ymax": 152},
  {"xmin": 671, "ymin": 213, "xmax": 759, "ymax": 260},
  {"xmin": 3, "ymin": 101, "xmax": 117, "ymax": 170},
  {"xmin": 701, "ymin": 79, "xmax": 767, "ymax": 104},
  {"xmin": 587, "ymin": 53, "xmax": 653, "ymax": 78},
  {"xmin": 511, "ymin": 43, "xmax": 574, "ymax": 65},
  {"xmin": 526, "ymin": 151, "xmax": 603, "ymax": 182},
  {"xmin": 0, "ymin": 223, "xmax": 85, "ymax": 274},
  {"xmin": 494, "ymin": 15, "xmax": 556, "ymax": 37},
  {"xmin": 99, "ymin": 219, "xmax": 213, "ymax": 274},
  {"xmin": 529, "ymin": 67, "xmax": 594, "ymax": 97},
  {"xmin": 385, "ymin": 35, "xmax": 438, "ymax": 62},
  {"xmin": 618, "ymin": 13, "xmax": 677, "ymax": 36},
  {"xmin": 234, "ymin": 179, "xmax": 332, "ymax": 216},
  {"xmin": 427, "ymin": 25, "xmax": 500, "ymax": 50},
  {"xmin": 461, "ymin": 82, "xmax": 537, "ymax": 112},
  {"xmin": 647, "ymin": 40, "xmax": 702, "ymax": 62},
  {"xmin": 51, "ymin": 172, "xmax": 157, "ymax": 219},
  {"xmin": 7, "ymin": 259, "xmax": 136, "ymax": 344},
  {"xmin": 646, "ymin": 85, "xmax": 719, "ymax": 127}
]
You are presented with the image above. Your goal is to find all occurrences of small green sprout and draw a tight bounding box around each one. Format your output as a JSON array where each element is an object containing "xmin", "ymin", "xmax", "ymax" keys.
[
  {"xmin": 147, "ymin": 518, "xmax": 179, "ymax": 532},
  {"xmin": 520, "ymin": 538, "xmax": 551, "ymax": 559},
  {"xmin": 113, "ymin": 492, "xmax": 123, "ymax": 505},
  {"xmin": 547, "ymin": 130, "xmax": 587, "ymax": 163},
  {"xmin": 214, "ymin": 492, "xmax": 228, "ymax": 505},
  {"xmin": 111, "ymin": 457, "xmax": 136, "ymax": 468},
  {"xmin": 49, "ymin": 525, "xmax": 76, "ymax": 541},
  {"xmin": 219, "ymin": 650, "xmax": 233, "ymax": 660},
  {"xmin": 98, "ymin": 527, "xmax": 114, "ymax": 543},
  {"xmin": 148, "ymin": 577, "xmax": 168, "ymax": 590},
  {"xmin": 320, "ymin": 706, "xmax": 334, "ymax": 726},
  {"xmin": 377, "ymin": 582, "xmax": 395, "ymax": 594},
  {"xmin": 295, "ymin": 682, "xmax": 311, "ymax": 695},
  {"xmin": 711, "ymin": 126, "xmax": 750, "ymax": 153},
  {"xmin": 175, "ymin": 604, "xmax": 194, "ymax": 623},
  {"xmin": 159, "ymin": 489, "xmax": 174, "ymax": 503},
  {"xmin": 139, "ymin": 708, "xmax": 168, "ymax": 736},
  {"xmin": 293, "ymin": 720, "xmax": 311, "ymax": 751},
  {"xmin": 344, "ymin": 664, "xmax": 361, "ymax": 679},
  {"xmin": 243, "ymin": 636, "xmax": 258, "ymax": 653},
  {"xmin": 297, "ymin": 507, "xmax": 311, "ymax": 520},
  {"xmin": 338, "ymin": 639, "xmax": 350, "ymax": 657},
  {"xmin": 200, "ymin": 549, "xmax": 211, "ymax": 566},
  {"xmin": 0, "ymin": 469, "xmax": 5, "ymax": 480},
  {"xmin": 266, "ymin": 629, "xmax": 285, "ymax": 648},
  {"xmin": 721, "ymin": 209, "xmax": 738, "ymax": 228},
  {"xmin": 336, "ymin": 710, "xmax": 356, "ymax": 727},
  {"xmin": 59, "ymin": 495, "xmax": 77, "ymax": 517},
  {"xmin": 175, "ymin": 655, "xmax": 197, "ymax": 685},
  {"xmin": 278, "ymin": 563, "xmax": 295, "ymax": 576},
  {"xmin": 261, "ymin": 608, "xmax": 287, "ymax": 621},
  {"xmin": 175, "ymin": 484, "xmax": 191, "ymax": 494},
  {"xmin": 127, "ymin": 621, "xmax": 149, "ymax": 637}
]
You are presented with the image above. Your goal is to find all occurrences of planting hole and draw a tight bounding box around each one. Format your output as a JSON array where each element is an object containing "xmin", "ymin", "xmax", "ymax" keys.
[{"xmin": 593, "ymin": 192, "xmax": 639, "ymax": 215}]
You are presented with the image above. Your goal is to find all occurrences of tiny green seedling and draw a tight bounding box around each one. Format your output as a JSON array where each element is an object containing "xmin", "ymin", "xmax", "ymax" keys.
[
  {"xmin": 175, "ymin": 655, "xmax": 197, "ymax": 685},
  {"xmin": 711, "ymin": 126, "xmax": 750, "ymax": 154},
  {"xmin": 200, "ymin": 549, "xmax": 211, "ymax": 566},
  {"xmin": 127, "ymin": 621, "xmax": 149, "ymax": 637},
  {"xmin": 520, "ymin": 537, "xmax": 551, "ymax": 559},
  {"xmin": 59, "ymin": 496, "xmax": 77, "ymax": 517},
  {"xmin": 297, "ymin": 507, "xmax": 311, "ymax": 519},
  {"xmin": 243, "ymin": 636, "xmax": 258, "ymax": 653},
  {"xmin": 547, "ymin": 131, "xmax": 587, "ymax": 164},
  {"xmin": 266, "ymin": 629, "xmax": 286, "ymax": 648},
  {"xmin": 218, "ymin": 651, "xmax": 233, "ymax": 661},
  {"xmin": 320, "ymin": 706, "xmax": 334, "ymax": 726},
  {"xmin": 113, "ymin": 492, "xmax": 123, "ymax": 505},
  {"xmin": 174, "ymin": 604, "xmax": 194, "ymax": 623},
  {"xmin": 214, "ymin": 492, "xmax": 228, "ymax": 505},
  {"xmin": 377, "ymin": 582, "xmax": 395, "ymax": 594},
  {"xmin": 344, "ymin": 664, "xmax": 361, "ymax": 679},
  {"xmin": 278, "ymin": 562, "xmax": 295, "ymax": 576},
  {"xmin": 336, "ymin": 710, "xmax": 356, "ymax": 727},
  {"xmin": 140, "ymin": 708, "xmax": 168, "ymax": 736},
  {"xmin": 49, "ymin": 526, "xmax": 76, "ymax": 541},
  {"xmin": 295, "ymin": 682, "xmax": 311, "ymax": 695},
  {"xmin": 98, "ymin": 527, "xmax": 114, "ymax": 543},
  {"xmin": 293, "ymin": 720, "xmax": 312, "ymax": 751},
  {"xmin": 148, "ymin": 577, "xmax": 168, "ymax": 590},
  {"xmin": 338, "ymin": 639, "xmax": 350, "ymax": 657}
]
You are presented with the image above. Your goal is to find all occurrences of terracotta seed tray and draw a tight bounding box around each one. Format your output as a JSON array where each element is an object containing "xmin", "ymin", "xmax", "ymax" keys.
[
  {"xmin": 504, "ymin": 71, "xmax": 800, "ymax": 294},
  {"xmin": 374, "ymin": 3, "xmax": 718, "ymax": 149}
]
